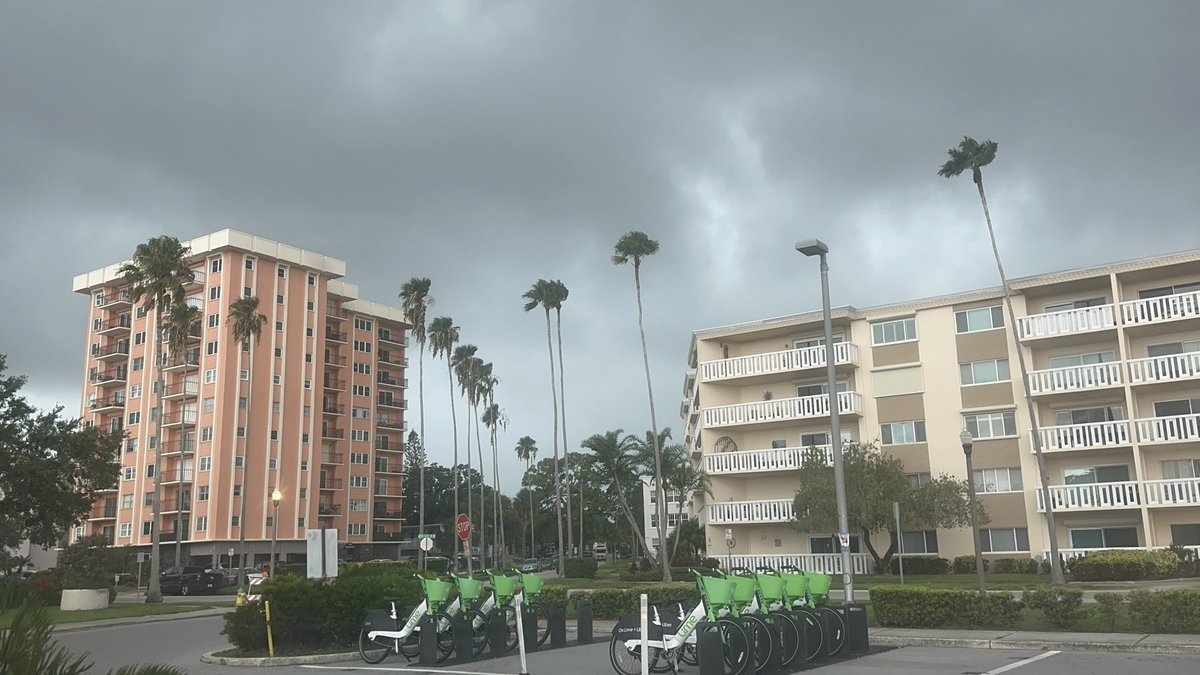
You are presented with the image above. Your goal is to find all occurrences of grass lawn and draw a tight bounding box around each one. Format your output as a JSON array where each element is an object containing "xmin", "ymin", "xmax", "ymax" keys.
[
  {"xmin": 833, "ymin": 574, "xmax": 1050, "ymax": 591},
  {"xmin": 0, "ymin": 603, "xmax": 224, "ymax": 629}
]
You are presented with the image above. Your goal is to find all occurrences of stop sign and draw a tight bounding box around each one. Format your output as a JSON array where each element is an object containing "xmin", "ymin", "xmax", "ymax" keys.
[{"xmin": 456, "ymin": 514, "xmax": 472, "ymax": 542}]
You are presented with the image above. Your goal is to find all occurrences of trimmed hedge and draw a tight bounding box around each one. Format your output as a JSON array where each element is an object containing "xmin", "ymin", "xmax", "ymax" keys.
[
  {"xmin": 1094, "ymin": 592, "xmax": 1125, "ymax": 631},
  {"xmin": 991, "ymin": 558, "xmax": 1038, "ymax": 574},
  {"xmin": 1128, "ymin": 589, "xmax": 1200, "ymax": 633},
  {"xmin": 1022, "ymin": 587, "xmax": 1083, "ymax": 629},
  {"xmin": 888, "ymin": 556, "xmax": 949, "ymax": 575},
  {"xmin": 870, "ymin": 585, "xmax": 1021, "ymax": 629},
  {"xmin": 564, "ymin": 558, "xmax": 597, "ymax": 579},
  {"xmin": 951, "ymin": 555, "xmax": 989, "ymax": 575},
  {"xmin": 618, "ymin": 567, "xmax": 698, "ymax": 582},
  {"xmin": 1068, "ymin": 549, "xmax": 1183, "ymax": 581}
]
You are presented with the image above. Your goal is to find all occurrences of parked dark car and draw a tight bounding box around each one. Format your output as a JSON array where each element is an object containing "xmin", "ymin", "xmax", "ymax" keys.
[
  {"xmin": 538, "ymin": 557, "xmax": 555, "ymax": 572},
  {"xmin": 160, "ymin": 566, "xmax": 224, "ymax": 595}
]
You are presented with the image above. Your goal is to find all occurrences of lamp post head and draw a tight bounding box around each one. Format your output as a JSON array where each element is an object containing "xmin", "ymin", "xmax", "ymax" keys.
[
  {"xmin": 271, "ymin": 489, "xmax": 282, "ymax": 506},
  {"xmin": 959, "ymin": 429, "xmax": 974, "ymax": 456},
  {"xmin": 795, "ymin": 239, "xmax": 829, "ymax": 257}
]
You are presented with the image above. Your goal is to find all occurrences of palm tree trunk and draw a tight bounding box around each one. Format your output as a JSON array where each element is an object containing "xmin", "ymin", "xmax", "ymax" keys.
[
  {"xmin": 492, "ymin": 423, "xmax": 502, "ymax": 564},
  {"xmin": 237, "ymin": 343, "xmax": 254, "ymax": 592},
  {"xmin": 633, "ymin": 263, "xmax": 671, "ymax": 583},
  {"xmin": 464, "ymin": 388, "xmax": 473, "ymax": 571},
  {"xmin": 543, "ymin": 309, "xmax": 565, "ymax": 576},
  {"xmin": 418, "ymin": 342, "xmax": 426, "ymax": 570},
  {"xmin": 528, "ymin": 458, "xmax": 535, "ymax": 558},
  {"xmin": 174, "ymin": 379, "xmax": 187, "ymax": 570},
  {"xmin": 555, "ymin": 309, "xmax": 574, "ymax": 557},
  {"xmin": 474, "ymin": 401, "xmax": 486, "ymax": 567},
  {"xmin": 611, "ymin": 466, "xmax": 655, "ymax": 561},
  {"xmin": 146, "ymin": 302, "xmax": 166, "ymax": 603},
  {"xmin": 670, "ymin": 495, "xmax": 686, "ymax": 564},
  {"xmin": 447, "ymin": 362, "xmax": 460, "ymax": 571},
  {"xmin": 975, "ymin": 174, "xmax": 1065, "ymax": 585}
]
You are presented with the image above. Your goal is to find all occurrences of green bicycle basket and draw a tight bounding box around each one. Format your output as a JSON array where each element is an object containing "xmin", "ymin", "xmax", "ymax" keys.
[
  {"xmin": 803, "ymin": 572, "xmax": 833, "ymax": 600},
  {"xmin": 696, "ymin": 574, "xmax": 735, "ymax": 608},
  {"xmin": 419, "ymin": 576, "xmax": 454, "ymax": 605},
  {"xmin": 490, "ymin": 573, "xmax": 517, "ymax": 599},
  {"xmin": 779, "ymin": 571, "xmax": 810, "ymax": 601},
  {"xmin": 755, "ymin": 573, "xmax": 785, "ymax": 604},
  {"xmin": 455, "ymin": 575, "xmax": 485, "ymax": 602},
  {"xmin": 726, "ymin": 575, "xmax": 758, "ymax": 608},
  {"xmin": 520, "ymin": 573, "xmax": 544, "ymax": 598}
]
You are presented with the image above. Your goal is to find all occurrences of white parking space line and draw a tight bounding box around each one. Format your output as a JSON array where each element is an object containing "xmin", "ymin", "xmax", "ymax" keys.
[
  {"xmin": 301, "ymin": 666, "xmax": 517, "ymax": 675},
  {"xmin": 983, "ymin": 650, "xmax": 1061, "ymax": 674}
]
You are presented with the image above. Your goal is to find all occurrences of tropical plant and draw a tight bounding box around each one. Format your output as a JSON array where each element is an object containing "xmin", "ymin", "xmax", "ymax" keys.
[
  {"xmin": 662, "ymin": 445, "xmax": 711, "ymax": 563},
  {"xmin": 514, "ymin": 435, "xmax": 538, "ymax": 557},
  {"xmin": 612, "ymin": 230, "xmax": 671, "ymax": 582},
  {"xmin": 398, "ymin": 277, "xmax": 433, "ymax": 567},
  {"xmin": 163, "ymin": 299, "xmax": 200, "ymax": 568},
  {"xmin": 428, "ymin": 316, "xmax": 461, "ymax": 560},
  {"xmin": 666, "ymin": 518, "xmax": 706, "ymax": 564},
  {"xmin": 119, "ymin": 235, "xmax": 194, "ymax": 602},
  {"xmin": 451, "ymin": 343, "xmax": 478, "ymax": 569},
  {"xmin": 228, "ymin": 295, "xmax": 267, "ymax": 591},
  {"xmin": 482, "ymin": 397, "xmax": 506, "ymax": 563},
  {"xmin": 939, "ymin": 136, "xmax": 1064, "ymax": 585},
  {"xmin": 547, "ymin": 279, "xmax": 575, "ymax": 557},
  {"xmin": 581, "ymin": 430, "xmax": 655, "ymax": 561},
  {"xmin": 523, "ymin": 279, "xmax": 565, "ymax": 575}
]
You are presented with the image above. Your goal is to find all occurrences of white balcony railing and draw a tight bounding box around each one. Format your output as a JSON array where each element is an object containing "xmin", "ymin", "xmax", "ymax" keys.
[
  {"xmin": 1036, "ymin": 481, "xmax": 1140, "ymax": 512},
  {"xmin": 724, "ymin": 553, "xmax": 874, "ymax": 576},
  {"xmin": 1144, "ymin": 478, "xmax": 1200, "ymax": 507},
  {"xmin": 1017, "ymin": 304, "xmax": 1117, "ymax": 341},
  {"xmin": 705, "ymin": 445, "xmax": 833, "ymax": 475},
  {"xmin": 1127, "ymin": 353, "xmax": 1200, "ymax": 385},
  {"xmin": 1135, "ymin": 414, "xmax": 1200, "ymax": 445},
  {"xmin": 702, "ymin": 392, "xmax": 863, "ymax": 429},
  {"xmin": 1121, "ymin": 291, "xmax": 1200, "ymax": 326},
  {"xmin": 699, "ymin": 342, "xmax": 860, "ymax": 383},
  {"xmin": 707, "ymin": 499, "xmax": 794, "ymax": 524},
  {"xmin": 1035, "ymin": 420, "xmax": 1131, "ymax": 452},
  {"xmin": 1027, "ymin": 363, "xmax": 1122, "ymax": 395}
]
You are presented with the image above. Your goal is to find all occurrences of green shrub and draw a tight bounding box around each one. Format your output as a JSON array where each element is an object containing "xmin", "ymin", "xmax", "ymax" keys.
[
  {"xmin": 1094, "ymin": 592, "xmax": 1125, "ymax": 631},
  {"xmin": 951, "ymin": 555, "xmax": 989, "ymax": 575},
  {"xmin": 25, "ymin": 569, "xmax": 64, "ymax": 605},
  {"xmin": 870, "ymin": 585, "xmax": 1021, "ymax": 629},
  {"xmin": 700, "ymin": 557, "xmax": 721, "ymax": 569},
  {"xmin": 340, "ymin": 560, "xmax": 418, "ymax": 578},
  {"xmin": 1022, "ymin": 587, "xmax": 1083, "ymax": 629},
  {"xmin": 538, "ymin": 585, "xmax": 570, "ymax": 609},
  {"xmin": 888, "ymin": 556, "xmax": 949, "ymax": 575},
  {"xmin": 322, "ymin": 574, "xmax": 421, "ymax": 645},
  {"xmin": 1069, "ymin": 549, "xmax": 1183, "ymax": 581},
  {"xmin": 59, "ymin": 535, "xmax": 122, "ymax": 593},
  {"xmin": 588, "ymin": 588, "xmax": 632, "ymax": 618},
  {"xmin": 991, "ymin": 558, "xmax": 1038, "ymax": 574},
  {"xmin": 564, "ymin": 558, "xmax": 598, "ymax": 579},
  {"xmin": 259, "ymin": 575, "xmax": 328, "ymax": 646},
  {"xmin": 221, "ymin": 603, "xmax": 269, "ymax": 651},
  {"xmin": 1128, "ymin": 589, "xmax": 1200, "ymax": 633},
  {"xmin": 1165, "ymin": 545, "xmax": 1199, "ymax": 577}
]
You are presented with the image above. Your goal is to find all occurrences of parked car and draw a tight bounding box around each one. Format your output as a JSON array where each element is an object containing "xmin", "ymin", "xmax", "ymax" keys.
[
  {"xmin": 160, "ymin": 566, "xmax": 225, "ymax": 595},
  {"xmin": 538, "ymin": 557, "xmax": 555, "ymax": 572},
  {"xmin": 518, "ymin": 558, "xmax": 540, "ymax": 574}
]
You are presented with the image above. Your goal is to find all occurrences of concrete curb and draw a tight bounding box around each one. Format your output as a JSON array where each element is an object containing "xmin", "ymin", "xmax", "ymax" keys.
[
  {"xmin": 52, "ymin": 607, "xmax": 231, "ymax": 633},
  {"xmin": 872, "ymin": 635, "xmax": 1200, "ymax": 656},
  {"xmin": 200, "ymin": 650, "xmax": 358, "ymax": 667}
]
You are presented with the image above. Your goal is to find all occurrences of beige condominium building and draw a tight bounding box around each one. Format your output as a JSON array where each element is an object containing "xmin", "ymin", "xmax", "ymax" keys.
[
  {"xmin": 682, "ymin": 248, "xmax": 1200, "ymax": 573},
  {"xmin": 72, "ymin": 230, "xmax": 409, "ymax": 567}
]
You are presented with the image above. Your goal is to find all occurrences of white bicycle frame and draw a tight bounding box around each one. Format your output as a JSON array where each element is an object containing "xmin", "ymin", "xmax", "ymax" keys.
[
  {"xmin": 622, "ymin": 601, "xmax": 707, "ymax": 653},
  {"xmin": 367, "ymin": 597, "xmax": 430, "ymax": 642}
]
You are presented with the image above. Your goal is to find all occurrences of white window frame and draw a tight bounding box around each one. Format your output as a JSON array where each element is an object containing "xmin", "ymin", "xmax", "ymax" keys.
[
  {"xmin": 965, "ymin": 410, "xmax": 1017, "ymax": 439},
  {"xmin": 204, "ymin": 369, "xmax": 217, "ymax": 384},
  {"xmin": 119, "ymin": 523, "xmax": 133, "ymax": 538},
  {"xmin": 960, "ymin": 358, "xmax": 1011, "ymax": 386},
  {"xmin": 981, "ymin": 527, "xmax": 1030, "ymax": 553},
  {"xmin": 955, "ymin": 306, "xmax": 1004, "ymax": 334},
  {"xmin": 871, "ymin": 318, "xmax": 917, "ymax": 346},
  {"xmin": 973, "ymin": 467, "xmax": 1023, "ymax": 493},
  {"xmin": 881, "ymin": 420, "xmax": 926, "ymax": 445},
  {"xmin": 350, "ymin": 475, "xmax": 369, "ymax": 488},
  {"xmin": 199, "ymin": 456, "xmax": 211, "ymax": 472}
]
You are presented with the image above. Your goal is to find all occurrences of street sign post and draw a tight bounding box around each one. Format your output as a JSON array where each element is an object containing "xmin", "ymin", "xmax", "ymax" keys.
[
  {"xmin": 420, "ymin": 537, "xmax": 434, "ymax": 552},
  {"xmin": 456, "ymin": 514, "xmax": 472, "ymax": 541}
]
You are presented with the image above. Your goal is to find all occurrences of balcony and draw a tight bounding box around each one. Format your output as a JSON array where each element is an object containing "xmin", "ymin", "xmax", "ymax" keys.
[
  {"xmin": 164, "ymin": 352, "xmax": 201, "ymax": 372},
  {"xmin": 699, "ymin": 342, "xmax": 860, "ymax": 384},
  {"xmin": 1027, "ymin": 363, "xmax": 1122, "ymax": 396},
  {"xmin": 1128, "ymin": 353, "xmax": 1200, "ymax": 386},
  {"xmin": 322, "ymin": 427, "xmax": 346, "ymax": 440},
  {"xmin": 94, "ymin": 343, "xmax": 130, "ymax": 362},
  {"xmin": 374, "ymin": 488, "xmax": 402, "ymax": 498},
  {"xmin": 377, "ymin": 374, "xmax": 406, "ymax": 389},
  {"xmin": 707, "ymin": 499, "xmax": 794, "ymax": 525},
  {"xmin": 322, "ymin": 403, "xmax": 345, "ymax": 416},
  {"xmin": 1121, "ymin": 290, "xmax": 1200, "ymax": 327},
  {"xmin": 162, "ymin": 380, "xmax": 199, "ymax": 400},
  {"xmin": 378, "ymin": 330, "xmax": 405, "ymax": 346},
  {"xmin": 91, "ymin": 368, "xmax": 128, "ymax": 387},
  {"xmin": 378, "ymin": 355, "xmax": 405, "ymax": 368},
  {"xmin": 1144, "ymin": 478, "xmax": 1200, "ymax": 507},
  {"xmin": 324, "ymin": 354, "xmax": 347, "ymax": 368},
  {"xmin": 376, "ymin": 442, "xmax": 402, "ymax": 453},
  {"xmin": 319, "ymin": 479, "xmax": 344, "ymax": 490},
  {"xmin": 1036, "ymin": 481, "xmax": 1140, "ymax": 512},
  {"xmin": 97, "ymin": 317, "xmax": 132, "ymax": 335},
  {"xmin": 185, "ymin": 269, "xmax": 206, "ymax": 287},
  {"xmin": 377, "ymin": 417, "xmax": 406, "ymax": 431},
  {"xmin": 1017, "ymin": 304, "xmax": 1117, "ymax": 341},
  {"xmin": 375, "ymin": 462, "xmax": 404, "ymax": 475},
  {"xmin": 160, "ymin": 439, "xmax": 195, "ymax": 456},
  {"xmin": 704, "ymin": 445, "xmax": 832, "ymax": 475},
  {"xmin": 373, "ymin": 511, "xmax": 404, "ymax": 520},
  {"xmin": 326, "ymin": 329, "xmax": 347, "ymax": 344},
  {"xmin": 323, "ymin": 378, "xmax": 346, "ymax": 391},
  {"xmin": 159, "ymin": 469, "xmax": 195, "ymax": 485},
  {"xmin": 723, "ymin": 553, "xmax": 874, "ymax": 576},
  {"xmin": 159, "ymin": 530, "xmax": 190, "ymax": 542},
  {"xmin": 89, "ymin": 395, "xmax": 127, "ymax": 412},
  {"xmin": 701, "ymin": 392, "xmax": 863, "ymax": 429},
  {"xmin": 318, "ymin": 504, "xmax": 342, "ymax": 516},
  {"xmin": 88, "ymin": 508, "xmax": 118, "ymax": 521},
  {"xmin": 326, "ymin": 306, "xmax": 347, "ymax": 321},
  {"xmin": 1035, "ymin": 420, "xmax": 1132, "ymax": 452},
  {"xmin": 321, "ymin": 452, "xmax": 345, "ymax": 465},
  {"xmin": 377, "ymin": 396, "xmax": 406, "ymax": 410},
  {"xmin": 161, "ymin": 410, "xmax": 198, "ymax": 428},
  {"xmin": 1135, "ymin": 414, "xmax": 1200, "ymax": 445},
  {"xmin": 98, "ymin": 289, "xmax": 133, "ymax": 309}
]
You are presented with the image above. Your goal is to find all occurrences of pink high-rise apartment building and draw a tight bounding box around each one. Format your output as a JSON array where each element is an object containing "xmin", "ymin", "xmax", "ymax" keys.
[{"xmin": 71, "ymin": 230, "xmax": 409, "ymax": 566}]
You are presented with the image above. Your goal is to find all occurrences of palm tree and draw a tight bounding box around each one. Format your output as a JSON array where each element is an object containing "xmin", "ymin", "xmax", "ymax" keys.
[
  {"xmin": 548, "ymin": 279, "xmax": 575, "ymax": 557},
  {"xmin": 580, "ymin": 430, "xmax": 655, "ymax": 561},
  {"xmin": 398, "ymin": 278, "xmax": 433, "ymax": 568},
  {"xmin": 662, "ymin": 445, "xmax": 711, "ymax": 564},
  {"xmin": 473, "ymin": 360, "xmax": 495, "ymax": 565},
  {"xmin": 163, "ymin": 299, "xmax": 201, "ymax": 570},
  {"xmin": 939, "ymin": 136, "xmax": 1064, "ymax": 585},
  {"xmin": 612, "ymin": 231, "xmax": 671, "ymax": 582},
  {"xmin": 452, "ymin": 343, "xmax": 478, "ymax": 570},
  {"xmin": 428, "ymin": 316, "xmax": 461, "ymax": 563},
  {"xmin": 482, "ymin": 396, "xmax": 506, "ymax": 564},
  {"xmin": 523, "ymin": 280, "xmax": 566, "ymax": 575},
  {"xmin": 119, "ymin": 235, "xmax": 194, "ymax": 603},
  {"xmin": 514, "ymin": 436, "xmax": 538, "ymax": 557},
  {"xmin": 228, "ymin": 296, "xmax": 267, "ymax": 593}
]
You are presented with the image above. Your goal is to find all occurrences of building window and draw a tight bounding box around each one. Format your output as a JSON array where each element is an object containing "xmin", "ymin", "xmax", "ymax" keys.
[
  {"xmin": 277, "ymin": 266, "xmax": 287, "ymax": 278},
  {"xmin": 142, "ymin": 522, "xmax": 153, "ymax": 536},
  {"xmin": 960, "ymin": 359, "xmax": 1010, "ymax": 386},
  {"xmin": 144, "ymin": 492, "xmax": 154, "ymax": 506},
  {"xmin": 354, "ymin": 340, "xmax": 372, "ymax": 353},
  {"xmin": 128, "ymin": 411, "xmax": 141, "ymax": 425},
  {"xmin": 274, "ymin": 347, "xmax": 282, "ymax": 358},
  {"xmin": 305, "ymin": 353, "xmax": 313, "ymax": 364},
  {"xmin": 206, "ymin": 341, "xmax": 219, "ymax": 356},
  {"xmin": 973, "ymin": 467, "xmax": 1023, "ymax": 493},
  {"xmin": 209, "ymin": 286, "xmax": 221, "ymax": 300},
  {"xmin": 199, "ymin": 457, "xmax": 211, "ymax": 471},
  {"xmin": 1063, "ymin": 465, "xmax": 1130, "ymax": 485},
  {"xmin": 353, "ymin": 384, "xmax": 371, "ymax": 397},
  {"xmin": 276, "ymin": 294, "xmax": 284, "ymax": 304},
  {"xmin": 350, "ymin": 475, "xmax": 369, "ymax": 488},
  {"xmin": 307, "ymin": 301, "xmax": 314, "ymax": 311},
  {"xmin": 355, "ymin": 318, "xmax": 373, "ymax": 331},
  {"xmin": 274, "ymin": 375, "xmax": 281, "ymax": 385},
  {"xmin": 308, "ymin": 274, "xmax": 316, "ymax": 286},
  {"xmin": 231, "ymin": 516, "xmax": 240, "ymax": 527},
  {"xmin": 1161, "ymin": 459, "xmax": 1200, "ymax": 479},
  {"xmin": 896, "ymin": 530, "xmax": 939, "ymax": 554},
  {"xmin": 298, "ymin": 518, "xmax": 305, "ymax": 528},
  {"xmin": 881, "ymin": 421, "xmax": 926, "ymax": 445},
  {"xmin": 202, "ymin": 397, "xmax": 215, "ymax": 413},
  {"xmin": 204, "ymin": 369, "xmax": 217, "ymax": 384},
  {"xmin": 233, "ymin": 484, "xmax": 242, "ymax": 495},
  {"xmin": 244, "ymin": 286, "xmax": 252, "ymax": 297},
  {"xmin": 300, "ymin": 460, "xmax": 309, "ymax": 471},
  {"xmin": 980, "ymin": 528, "xmax": 1030, "ymax": 553},
  {"xmin": 119, "ymin": 523, "xmax": 132, "ymax": 538},
  {"xmin": 349, "ymin": 523, "xmax": 366, "ymax": 536},
  {"xmin": 351, "ymin": 452, "xmax": 369, "ymax": 464},
  {"xmin": 276, "ymin": 321, "xmax": 284, "ymax": 331},
  {"xmin": 134, "ymin": 331, "xmax": 146, "ymax": 346},
  {"xmin": 207, "ymin": 313, "xmax": 219, "ymax": 329},
  {"xmin": 795, "ymin": 381, "xmax": 848, "ymax": 398},
  {"xmin": 299, "ymin": 488, "xmax": 307, "ymax": 499},
  {"xmin": 955, "ymin": 306, "xmax": 1004, "ymax": 333},
  {"xmin": 145, "ymin": 464, "xmax": 155, "ymax": 478},
  {"xmin": 302, "ymin": 434, "xmax": 309, "ymax": 443},
  {"xmin": 1153, "ymin": 398, "xmax": 1200, "ymax": 418},
  {"xmin": 810, "ymin": 535, "xmax": 860, "ymax": 554},
  {"xmin": 120, "ymin": 494, "xmax": 134, "ymax": 509},
  {"xmin": 304, "ymin": 405, "xmax": 312, "ymax": 417},
  {"xmin": 350, "ymin": 499, "xmax": 368, "ymax": 511},
  {"xmin": 306, "ymin": 327, "xmax": 314, "ymax": 337},
  {"xmin": 1070, "ymin": 527, "xmax": 1138, "ymax": 549},
  {"xmin": 201, "ymin": 426, "xmax": 213, "ymax": 442},
  {"xmin": 237, "ymin": 426, "xmax": 246, "ymax": 438},
  {"xmin": 353, "ymin": 407, "xmax": 370, "ymax": 419},
  {"xmin": 352, "ymin": 430, "xmax": 370, "ymax": 442},
  {"xmin": 871, "ymin": 318, "xmax": 917, "ymax": 346},
  {"xmin": 129, "ymin": 384, "xmax": 142, "ymax": 399},
  {"xmin": 907, "ymin": 473, "xmax": 932, "ymax": 489},
  {"xmin": 1049, "ymin": 351, "xmax": 1117, "ymax": 369},
  {"xmin": 240, "ymin": 369, "xmax": 249, "ymax": 380},
  {"xmin": 245, "ymin": 258, "xmax": 255, "ymax": 270},
  {"xmin": 126, "ymin": 439, "xmax": 138, "ymax": 453},
  {"xmin": 270, "ymin": 430, "xmax": 278, "ymax": 441},
  {"xmin": 193, "ymin": 517, "xmax": 207, "ymax": 533},
  {"xmin": 965, "ymin": 411, "xmax": 1017, "ymax": 439},
  {"xmin": 197, "ymin": 486, "xmax": 209, "ymax": 501},
  {"xmin": 353, "ymin": 363, "xmax": 371, "ymax": 375},
  {"xmin": 210, "ymin": 258, "xmax": 222, "ymax": 273},
  {"xmin": 132, "ymin": 357, "xmax": 144, "ymax": 372},
  {"xmin": 304, "ymin": 379, "xmax": 312, "ymax": 390},
  {"xmin": 1044, "ymin": 297, "xmax": 1107, "ymax": 313},
  {"xmin": 265, "ymin": 516, "xmax": 274, "ymax": 527},
  {"xmin": 1055, "ymin": 405, "xmax": 1125, "ymax": 426}
]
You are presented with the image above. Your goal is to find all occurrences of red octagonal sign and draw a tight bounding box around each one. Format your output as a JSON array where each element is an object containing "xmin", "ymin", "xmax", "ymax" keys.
[{"xmin": 456, "ymin": 514, "xmax": 472, "ymax": 542}]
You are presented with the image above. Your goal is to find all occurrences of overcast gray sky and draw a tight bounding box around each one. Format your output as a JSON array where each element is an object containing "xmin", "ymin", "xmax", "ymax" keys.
[{"xmin": 2, "ymin": 1, "xmax": 1198, "ymax": 494}]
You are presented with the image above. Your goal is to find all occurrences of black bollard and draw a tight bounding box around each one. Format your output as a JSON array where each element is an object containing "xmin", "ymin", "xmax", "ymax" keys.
[
  {"xmin": 489, "ymin": 611, "xmax": 508, "ymax": 658},
  {"xmin": 418, "ymin": 615, "xmax": 438, "ymax": 665},
  {"xmin": 522, "ymin": 609, "xmax": 539, "ymax": 652},
  {"xmin": 762, "ymin": 616, "xmax": 781, "ymax": 672},
  {"xmin": 843, "ymin": 604, "xmax": 869, "ymax": 653},
  {"xmin": 453, "ymin": 612, "xmax": 474, "ymax": 661},
  {"xmin": 549, "ymin": 604, "xmax": 567, "ymax": 648},
  {"xmin": 696, "ymin": 621, "xmax": 725, "ymax": 675},
  {"xmin": 577, "ymin": 602, "xmax": 593, "ymax": 644},
  {"xmin": 799, "ymin": 609, "xmax": 825, "ymax": 663}
]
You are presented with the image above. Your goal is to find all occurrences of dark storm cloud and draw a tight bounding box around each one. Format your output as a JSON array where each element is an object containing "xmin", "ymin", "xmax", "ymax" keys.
[{"xmin": 2, "ymin": 1, "xmax": 1198, "ymax": 490}]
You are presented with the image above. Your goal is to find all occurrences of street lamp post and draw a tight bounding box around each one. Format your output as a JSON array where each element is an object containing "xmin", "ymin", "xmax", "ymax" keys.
[
  {"xmin": 270, "ymin": 489, "xmax": 282, "ymax": 580},
  {"xmin": 796, "ymin": 239, "xmax": 854, "ymax": 604},
  {"xmin": 960, "ymin": 430, "xmax": 986, "ymax": 596}
]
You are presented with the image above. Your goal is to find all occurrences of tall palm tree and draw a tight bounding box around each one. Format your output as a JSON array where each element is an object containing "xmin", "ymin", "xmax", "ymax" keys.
[
  {"xmin": 482, "ymin": 396, "xmax": 506, "ymax": 563},
  {"xmin": 119, "ymin": 235, "xmax": 194, "ymax": 603},
  {"xmin": 662, "ymin": 445, "xmax": 711, "ymax": 564},
  {"xmin": 548, "ymin": 279, "xmax": 575, "ymax": 557},
  {"xmin": 472, "ymin": 360, "xmax": 494, "ymax": 565},
  {"xmin": 228, "ymin": 296, "xmax": 266, "ymax": 593},
  {"xmin": 939, "ymin": 136, "xmax": 1064, "ymax": 585},
  {"xmin": 514, "ymin": 436, "xmax": 538, "ymax": 557},
  {"xmin": 612, "ymin": 231, "xmax": 670, "ymax": 582},
  {"xmin": 581, "ymin": 430, "xmax": 655, "ymax": 561},
  {"xmin": 523, "ymin": 280, "xmax": 565, "ymax": 575},
  {"xmin": 398, "ymin": 278, "xmax": 433, "ymax": 568},
  {"xmin": 428, "ymin": 316, "xmax": 461, "ymax": 563},
  {"xmin": 163, "ymin": 299, "xmax": 201, "ymax": 571},
  {"xmin": 452, "ymin": 343, "xmax": 478, "ymax": 569}
]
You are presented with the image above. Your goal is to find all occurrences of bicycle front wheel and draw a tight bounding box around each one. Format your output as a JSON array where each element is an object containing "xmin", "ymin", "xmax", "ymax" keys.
[
  {"xmin": 716, "ymin": 618, "xmax": 752, "ymax": 675},
  {"xmin": 502, "ymin": 606, "xmax": 519, "ymax": 652},
  {"xmin": 609, "ymin": 634, "xmax": 663, "ymax": 675},
  {"xmin": 818, "ymin": 607, "xmax": 846, "ymax": 657},
  {"xmin": 795, "ymin": 608, "xmax": 824, "ymax": 662},
  {"xmin": 769, "ymin": 611, "xmax": 801, "ymax": 668},
  {"xmin": 465, "ymin": 609, "xmax": 490, "ymax": 657},
  {"xmin": 679, "ymin": 642, "xmax": 698, "ymax": 666},
  {"xmin": 529, "ymin": 603, "xmax": 550, "ymax": 646},
  {"xmin": 432, "ymin": 612, "xmax": 456, "ymax": 663},
  {"xmin": 739, "ymin": 614, "xmax": 777, "ymax": 673},
  {"xmin": 358, "ymin": 628, "xmax": 391, "ymax": 664}
]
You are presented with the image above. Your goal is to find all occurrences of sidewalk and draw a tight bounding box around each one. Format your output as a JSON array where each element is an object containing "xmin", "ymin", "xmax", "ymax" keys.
[
  {"xmin": 52, "ymin": 606, "xmax": 231, "ymax": 633},
  {"xmin": 869, "ymin": 627, "xmax": 1200, "ymax": 655}
]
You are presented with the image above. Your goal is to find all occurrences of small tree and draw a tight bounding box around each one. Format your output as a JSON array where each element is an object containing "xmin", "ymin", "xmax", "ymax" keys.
[
  {"xmin": 792, "ymin": 441, "xmax": 985, "ymax": 572},
  {"xmin": 59, "ymin": 535, "xmax": 123, "ymax": 593}
]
